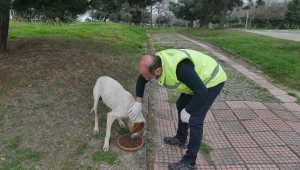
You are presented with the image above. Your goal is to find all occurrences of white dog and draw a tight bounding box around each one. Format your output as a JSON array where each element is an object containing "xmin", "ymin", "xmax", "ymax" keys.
[{"xmin": 90, "ymin": 76, "xmax": 145, "ymax": 152}]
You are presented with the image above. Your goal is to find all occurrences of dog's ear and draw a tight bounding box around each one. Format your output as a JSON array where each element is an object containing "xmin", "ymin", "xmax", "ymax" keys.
[{"xmin": 131, "ymin": 122, "xmax": 145, "ymax": 133}]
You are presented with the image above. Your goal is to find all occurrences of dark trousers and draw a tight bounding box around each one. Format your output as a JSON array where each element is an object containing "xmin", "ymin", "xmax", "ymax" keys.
[{"xmin": 175, "ymin": 82, "xmax": 225, "ymax": 164}]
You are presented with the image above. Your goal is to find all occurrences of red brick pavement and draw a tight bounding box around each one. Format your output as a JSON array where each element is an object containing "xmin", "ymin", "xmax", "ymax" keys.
[
  {"xmin": 151, "ymin": 84, "xmax": 300, "ymax": 169},
  {"xmin": 151, "ymin": 34, "xmax": 300, "ymax": 170}
]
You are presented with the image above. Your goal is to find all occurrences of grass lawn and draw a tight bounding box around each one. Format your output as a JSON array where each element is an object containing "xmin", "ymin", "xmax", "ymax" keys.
[
  {"xmin": 179, "ymin": 28, "xmax": 300, "ymax": 92},
  {"xmin": 0, "ymin": 22, "xmax": 149, "ymax": 170}
]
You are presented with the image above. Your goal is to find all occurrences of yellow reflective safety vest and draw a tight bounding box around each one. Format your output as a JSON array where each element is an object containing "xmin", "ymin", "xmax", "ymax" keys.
[{"xmin": 156, "ymin": 49, "xmax": 227, "ymax": 94}]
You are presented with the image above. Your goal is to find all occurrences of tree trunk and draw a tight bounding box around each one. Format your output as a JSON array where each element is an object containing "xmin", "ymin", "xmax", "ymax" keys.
[
  {"xmin": 199, "ymin": 16, "xmax": 205, "ymax": 27},
  {"xmin": 249, "ymin": 9, "xmax": 252, "ymax": 28},
  {"xmin": 91, "ymin": 9, "xmax": 93, "ymax": 21},
  {"xmin": 114, "ymin": 1, "xmax": 123, "ymax": 23},
  {"xmin": 219, "ymin": 2, "xmax": 229, "ymax": 27},
  {"xmin": 190, "ymin": 19, "xmax": 194, "ymax": 28},
  {"xmin": 0, "ymin": 1, "xmax": 10, "ymax": 53},
  {"xmin": 150, "ymin": 5, "xmax": 153, "ymax": 27},
  {"xmin": 157, "ymin": 8, "xmax": 160, "ymax": 28},
  {"xmin": 205, "ymin": 22, "xmax": 209, "ymax": 28},
  {"xmin": 141, "ymin": 9, "xmax": 144, "ymax": 27}
]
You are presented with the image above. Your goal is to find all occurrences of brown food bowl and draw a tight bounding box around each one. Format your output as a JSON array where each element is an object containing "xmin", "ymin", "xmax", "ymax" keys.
[{"xmin": 117, "ymin": 134, "xmax": 144, "ymax": 151}]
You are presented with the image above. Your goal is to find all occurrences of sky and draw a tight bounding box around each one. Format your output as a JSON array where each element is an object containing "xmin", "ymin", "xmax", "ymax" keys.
[{"xmin": 78, "ymin": 12, "xmax": 90, "ymax": 22}]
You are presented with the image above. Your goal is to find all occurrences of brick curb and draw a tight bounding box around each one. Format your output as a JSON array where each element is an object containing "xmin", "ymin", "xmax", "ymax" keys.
[{"xmin": 137, "ymin": 86, "xmax": 148, "ymax": 169}]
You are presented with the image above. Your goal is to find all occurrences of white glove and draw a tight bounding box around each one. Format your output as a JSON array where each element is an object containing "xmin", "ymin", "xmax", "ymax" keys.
[
  {"xmin": 128, "ymin": 102, "xmax": 142, "ymax": 120},
  {"xmin": 180, "ymin": 108, "xmax": 190, "ymax": 123}
]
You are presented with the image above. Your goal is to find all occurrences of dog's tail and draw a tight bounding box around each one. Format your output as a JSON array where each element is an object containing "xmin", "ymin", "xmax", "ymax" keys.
[
  {"xmin": 90, "ymin": 107, "xmax": 95, "ymax": 114},
  {"xmin": 91, "ymin": 88, "xmax": 102, "ymax": 115},
  {"xmin": 90, "ymin": 96, "xmax": 101, "ymax": 114},
  {"xmin": 90, "ymin": 101, "xmax": 98, "ymax": 116}
]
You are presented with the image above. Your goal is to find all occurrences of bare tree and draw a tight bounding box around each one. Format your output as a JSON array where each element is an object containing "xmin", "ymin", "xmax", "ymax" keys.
[
  {"xmin": 152, "ymin": 0, "xmax": 171, "ymax": 27},
  {"xmin": 255, "ymin": 0, "xmax": 287, "ymax": 26},
  {"xmin": 148, "ymin": 5, "xmax": 154, "ymax": 27}
]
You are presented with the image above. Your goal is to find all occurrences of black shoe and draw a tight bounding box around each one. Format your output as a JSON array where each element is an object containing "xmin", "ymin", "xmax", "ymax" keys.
[
  {"xmin": 164, "ymin": 136, "xmax": 188, "ymax": 149},
  {"xmin": 168, "ymin": 160, "xmax": 197, "ymax": 170}
]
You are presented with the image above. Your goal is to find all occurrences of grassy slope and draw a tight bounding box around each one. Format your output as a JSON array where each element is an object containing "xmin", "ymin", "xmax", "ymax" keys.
[
  {"xmin": 3, "ymin": 22, "xmax": 149, "ymax": 92},
  {"xmin": 0, "ymin": 22, "xmax": 149, "ymax": 170},
  {"xmin": 8, "ymin": 22, "xmax": 147, "ymax": 54},
  {"xmin": 180, "ymin": 28, "xmax": 300, "ymax": 92}
]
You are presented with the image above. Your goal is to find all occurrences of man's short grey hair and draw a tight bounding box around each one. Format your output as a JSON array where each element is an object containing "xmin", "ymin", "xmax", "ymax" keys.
[{"xmin": 148, "ymin": 54, "xmax": 161, "ymax": 75}]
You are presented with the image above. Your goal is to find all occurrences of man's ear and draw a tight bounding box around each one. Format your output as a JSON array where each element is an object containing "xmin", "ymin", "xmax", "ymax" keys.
[
  {"xmin": 156, "ymin": 67, "xmax": 162, "ymax": 75},
  {"xmin": 131, "ymin": 122, "xmax": 145, "ymax": 133}
]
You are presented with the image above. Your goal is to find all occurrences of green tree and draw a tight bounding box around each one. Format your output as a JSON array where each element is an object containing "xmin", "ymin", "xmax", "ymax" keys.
[
  {"xmin": 129, "ymin": 9, "xmax": 142, "ymax": 23},
  {"xmin": 285, "ymin": 0, "xmax": 300, "ymax": 28},
  {"xmin": 97, "ymin": 0, "xmax": 124, "ymax": 22},
  {"xmin": 12, "ymin": 0, "xmax": 89, "ymax": 22},
  {"xmin": 127, "ymin": 0, "xmax": 162, "ymax": 26},
  {"xmin": 91, "ymin": 0, "xmax": 116, "ymax": 21},
  {"xmin": 169, "ymin": 0, "xmax": 200, "ymax": 28},
  {"xmin": 156, "ymin": 15, "xmax": 169, "ymax": 26},
  {"xmin": 94, "ymin": 0, "xmax": 160, "ymax": 24},
  {"xmin": 228, "ymin": 16, "xmax": 239, "ymax": 27},
  {"xmin": 252, "ymin": 16, "xmax": 267, "ymax": 28},
  {"xmin": 173, "ymin": 20, "xmax": 185, "ymax": 27},
  {"xmin": 121, "ymin": 12, "xmax": 132, "ymax": 24},
  {"xmin": 197, "ymin": 0, "xmax": 222, "ymax": 27},
  {"xmin": 219, "ymin": 0, "xmax": 243, "ymax": 27},
  {"xmin": 0, "ymin": 0, "xmax": 90, "ymax": 53}
]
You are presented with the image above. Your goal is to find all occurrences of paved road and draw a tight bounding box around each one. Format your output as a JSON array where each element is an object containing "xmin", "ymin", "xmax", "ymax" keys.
[{"xmin": 245, "ymin": 30, "xmax": 300, "ymax": 41}]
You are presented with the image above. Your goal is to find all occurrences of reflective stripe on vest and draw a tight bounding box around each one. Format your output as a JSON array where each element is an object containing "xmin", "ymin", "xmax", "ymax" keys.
[
  {"xmin": 177, "ymin": 49, "xmax": 219, "ymax": 86},
  {"xmin": 176, "ymin": 49, "xmax": 190, "ymax": 58},
  {"xmin": 204, "ymin": 63, "xmax": 219, "ymax": 86},
  {"xmin": 163, "ymin": 82, "xmax": 180, "ymax": 89}
]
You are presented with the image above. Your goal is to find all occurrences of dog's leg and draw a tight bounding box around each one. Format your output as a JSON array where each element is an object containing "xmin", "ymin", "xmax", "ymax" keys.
[
  {"xmin": 117, "ymin": 119, "xmax": 126, "ymax": 128},
  {"xmin": 93, "ymin": 109, "xmax": 99, "ymax": 134},
  {"xmin": 103, "ymin": 113, "xmax": 116, "ymax": 152},
  {"xmin": 91, "ymin": 92, "xmax": 101, "ymax": 134}
]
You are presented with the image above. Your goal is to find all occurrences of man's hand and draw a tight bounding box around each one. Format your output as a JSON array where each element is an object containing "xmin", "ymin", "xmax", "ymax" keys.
[
  {"xmin": 180, "ymin": 108, "xmax": 190, "ymax": 123},
  {"xmin": 128, "ymin": 102, "xmax": 142, "ymax": 120}
]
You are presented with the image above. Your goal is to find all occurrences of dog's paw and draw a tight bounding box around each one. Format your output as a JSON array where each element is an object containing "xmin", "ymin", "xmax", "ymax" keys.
[
  {"xmin": 131, "ymin": 133, "xmax": 138, "ymax": 139},
  {"xmin": 103, "ymin": 145, "xmax": 110, "ymax": 152},
  {"xmin": 93, "ymin": 128, "xmax": 99, "ymax": 135}
]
